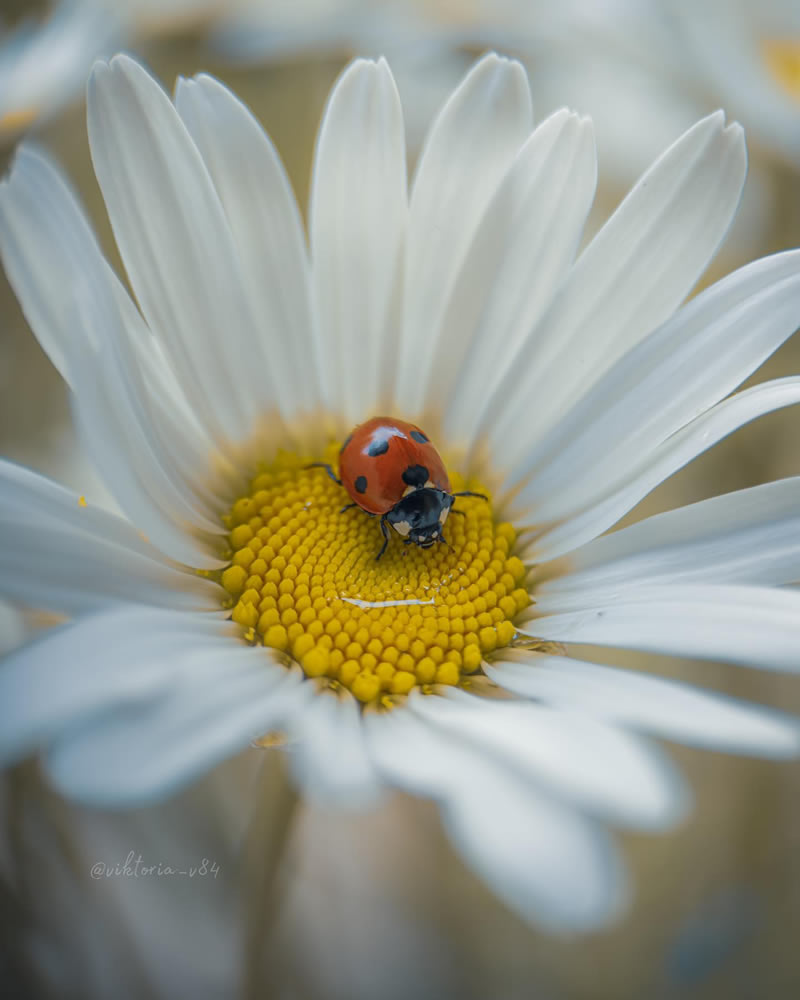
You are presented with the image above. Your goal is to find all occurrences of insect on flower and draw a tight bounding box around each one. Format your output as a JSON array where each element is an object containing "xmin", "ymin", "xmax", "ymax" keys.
[{"xmin": 309, "ymin": 417, "xmax": 487, "ymax": 559}]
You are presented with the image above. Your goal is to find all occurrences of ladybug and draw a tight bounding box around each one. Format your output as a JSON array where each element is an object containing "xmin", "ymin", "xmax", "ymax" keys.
[{"xmin": 308, "ymin": 417, "xmax": 486, "ymax": 559}]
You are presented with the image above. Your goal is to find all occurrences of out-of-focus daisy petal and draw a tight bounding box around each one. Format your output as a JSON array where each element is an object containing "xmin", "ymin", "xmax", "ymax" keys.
[
  {"xmin": 0, "ymin": 0, "xmax": 124, "ymax": 138},
  {"xmin": 45, "ymin": 631, "xmax": 305, "ymax": 806},
  {"xmin": 434, "ymin": 109, "xmax": 597, "ymax": 441},
  {"xmin": 529, "ymin": 376, "xmax": 800, "ymax": 560},
  {"xmin": 288, "ymin": 687, "xmax": 383, "ymax": 807},
  {"xmin": 366, "ymin": 705, "xmax": 627, "ymax": 932},
  {"xmin": 174, "ymin": 73, "xmax": 320, "ymax": 427},
  {"xmin": 512, "ymin": 249, "xmax": 800, "ymax": 515},
  {"xmin": 536, "ymin": 477, "xmax": 800, "ymax": 603},
  {"xmin": 87, "ymin": 55, "xmax": 269, "ymax": 446},
  {"xmin": 395, "ymin": 52, "xmax": 532, "ymax": 414},
  {"xmin": 408, "ymin": 689, "xmax": 690, "ymax": 830},
  {"xmin": 0, "ymin": 607, "xmax": 232, "ymax": 767},
  {"xmin": 486, "ymin": 654, "xmax": 800, "ymax": 758},
  {"xmin": 310, "ymin": 57, "xmax": 407, "ymax": 423},
  {"xmin": 672, "ymin": 0, "xmax": 800, "ymax": 164},
  {"xmin": 476, "ymin": 112, "xmax": 746, "ymax": 463},
  {"xmin": 526, "ymin": 583, "xmax": 800, "ymax": 672}
]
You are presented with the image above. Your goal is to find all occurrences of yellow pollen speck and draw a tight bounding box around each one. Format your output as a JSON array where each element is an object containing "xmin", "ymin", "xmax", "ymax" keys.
[
  {"xmin": 78, "ymin": 496, "xmax": 87, "ymax": 508},
  {"xmin": 217, "ymin": 441, "xmax": 530, "ymax": 704}
]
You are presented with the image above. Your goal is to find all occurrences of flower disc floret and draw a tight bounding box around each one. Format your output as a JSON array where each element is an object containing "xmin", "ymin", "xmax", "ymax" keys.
[{"xmin": 218, "ymin": 443, "xmax": 529, "ymax": 702}]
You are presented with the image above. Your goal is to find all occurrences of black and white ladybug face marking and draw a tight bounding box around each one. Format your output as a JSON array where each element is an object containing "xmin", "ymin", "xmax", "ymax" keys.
[{"xmin": 386, "ymin": 487, "xmax": 453, "ymax": 547}]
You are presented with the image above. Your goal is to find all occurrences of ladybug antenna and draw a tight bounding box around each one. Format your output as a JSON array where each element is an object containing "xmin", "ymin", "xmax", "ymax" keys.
[{"xmin": 450, "ymin": 490, "xmax": 488, "ymax": 501}]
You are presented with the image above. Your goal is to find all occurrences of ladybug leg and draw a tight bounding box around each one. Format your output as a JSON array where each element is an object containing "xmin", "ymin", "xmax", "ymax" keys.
[
  {"xmin": 376, "ymin": 515, "xmax": 391, "ymax": 561},
  {"xmin": 448, "ymin": 508, "xmax": 466, "ymax": 517},
  {"xmin": 339, "ymin": 502, "xmax": 359, "ymax": 514},
  {"xmin": 305, "ymin": 462, "xmax": 342, "ymax": 486}
]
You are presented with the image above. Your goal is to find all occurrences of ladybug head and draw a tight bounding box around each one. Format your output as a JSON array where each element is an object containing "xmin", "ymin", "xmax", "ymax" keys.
[{"xmin": 386, "ymin": 488, "xmax": 453, "ymax": 548}]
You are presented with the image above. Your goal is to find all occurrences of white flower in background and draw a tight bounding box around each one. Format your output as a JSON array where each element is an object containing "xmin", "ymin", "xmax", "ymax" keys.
[
  {"xmin": 0, "ymin": 0, "xmax": 237, "ymax": 140},
  {"xmin": 670, "ymin": 0, "xmax": 800, "ymax": 167},
  {"xmin": 0, "ymin": 0, "xmax": 123, "ymax": 138},
  {"xmin": 2, "ymin": 52, "xmax": 800, "ymax": 932}
]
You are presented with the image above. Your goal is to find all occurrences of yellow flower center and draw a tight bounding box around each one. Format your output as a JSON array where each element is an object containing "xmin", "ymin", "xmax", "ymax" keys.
[
  {"xmin": 762, "ymin": 38, "xmax": 800, "ymax": 103},
  {"xmin": 216, "ymin": 442, "xmax": 529, "ymax": 704}
]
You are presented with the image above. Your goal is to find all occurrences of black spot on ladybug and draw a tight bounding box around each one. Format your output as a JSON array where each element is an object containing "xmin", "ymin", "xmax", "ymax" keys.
[
  {"xmin": 355, "ymin": 475, "xmax": 368, "ymax": 494},
  {"xmin": 339, "ymin": 433, "xmax": 353, "ymax": 454},
  {"xmin": 402, "ymin": 465, "xmax": 429, "ymax": 488},
  {"xmin": 367, "ymin": 438, "xmax": 389, "ymax": 457},
  {"xmin": 410, "ymin": 429, "xmax": 429, "ymax": 443}
]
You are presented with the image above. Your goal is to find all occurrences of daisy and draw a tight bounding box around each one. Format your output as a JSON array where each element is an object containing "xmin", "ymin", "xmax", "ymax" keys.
[
  {"xmin": 0, "ymin": 0, "xmax": 123, "ymax": 138},
  {"xmin": 2, "ymin": 52, "xmax": 800, "ymax": 933},
  {"xmin": 0, "ymin": 0, "xmax": 236, "ymax": 140}
]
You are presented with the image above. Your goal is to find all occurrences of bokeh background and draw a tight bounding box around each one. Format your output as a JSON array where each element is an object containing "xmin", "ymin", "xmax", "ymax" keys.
[{"xmin": 2, "ymin": 1, "xmax": 800, "ymax": 997}]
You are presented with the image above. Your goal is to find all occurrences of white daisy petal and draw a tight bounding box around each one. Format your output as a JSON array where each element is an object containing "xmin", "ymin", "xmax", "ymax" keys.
[
  {"xmin": 366, "ymin": 706, "xmax": 626, "ymax": 932},
  {"xmin": 537, "ymin": 478, "xmax": 800, "ymax": 606},
  {"xmin": 441, "ymin": 759, "xmax": 627, "ymax": 932},
  {"xmin": 526, "ymin": 583, "xmax": 800, "ymax": 673},
  {"xmin": 288, "ymin": 687, "xmax": 382, "ymax": 807},
  {"xmin": 0, "ymin": 520, "xmax": 220, "ymax": 617},
  {"xmin": 486, "ymin": 654, "xmax": 800, "ymax": 759},
  {"xmin": 310, "ymin": 57, "xmax": 407, "ymax": 423},
  {"xmin": 0, "ymin": 607, "xmax": 231, "ymax": 767},
  {"xmin": 174, "ymin": 73, "xmax": 319, "ymax": 425},
  {"xmin": 0, "ymin": 145, "xmax": 102, "ymax": 384},
  {"xmin": 409, "ymin": 690, "xmax": 690, "ymax": 830},
  {"xmin": 45, "ymin": 634, "xmax": 303, "ymax": 806},
  {"xmin": 477, "ymin": 111, "xmax": 747, "ymax": 462},
  {"xmin": 512, "ymin": 249, "xmax": 800, "ymax": 517},
  {"xmin": 67, "ymin": 310, "xmax": 226, "ymax": 568},
  {"xmin": 395, "ymin": 52, "xmax": 533, "ymax": 414},
  {"xmin": 0, "ymin": 459, "xmax": 161, "ymax": 557},
  {"xmin": 529, "ymin": 376, "xmax": 800, "ymax": 561},
  {"xmin": 437, "ymin": 109, "xmax": 597, "ymax": 442},
  {"xmin": 87, "ymin": 55, "xmax": 265, "ymax": 445},
  {"xmin": 0, "ymin": 146, "xmax": 227, "ymax": 558}
]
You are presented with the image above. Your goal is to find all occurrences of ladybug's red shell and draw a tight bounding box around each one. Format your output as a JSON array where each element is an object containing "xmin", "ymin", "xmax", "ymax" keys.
[{"xmin": 339, "ymin": 417, "xmax": 451, "ymax": 515}]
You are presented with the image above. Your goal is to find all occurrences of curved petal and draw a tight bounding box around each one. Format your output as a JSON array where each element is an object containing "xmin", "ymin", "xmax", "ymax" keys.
[
  {"xmin": 309, "ymin": 57, "xmax": 407, "ymax": 423},
  {"xmin": 537, "ymin": 477, "xmax": 800, "ymax": 606},
  {"xmin": 365, "ymin": 705, "xmax": 627, "ymax": 931},
  {"xmin": 476, "ymin": 111, "xmax": 747, "ymax": 464},
  {"xmin": 287, "ymin": 686, "xmax": 382, "ymax": 807},
  {"xmin": 0, "ymin": 607, "xmax": 232, "ymax": 767},
  {"xmin": 67, "ymin": 289, "xmax": 226, "ymax": 568},
  {"xmin": 512, "ymin": 249, "xmax": 800, "ymax": 516},
  {"xmin": 526, "ymin": 376, "xmax": 800, "ymax": 561},
  {"xmin": 87, "ymin": 55, "xmax": 267, "ymax": 445},
  {"xmin": 0, "ymin": 144, "xmax": 103, "ymax": 384},
  {"xmin": 0, "ymin": 519, "xmax": 220, "ymax": 617},
  {"xmin": 525, "ymin": 583, "xmax": 800, "ymax": 673},
  {"xmin": 45, "ymin": 628, "xmax": 302, "ymax": 806},
  {"xmin": 175, "ymin": 73, "xmax": 319, "ymax": 426},
  {"xmin": 436, "ymin": 110, "xmax": 597, "ymax": 443},
  {"xmin": 486, "ymin": 654, "xmax": 800, "ymax": 758},
  {"xmin": 0, "ymin": 146, "xmax": 227, "ymax": 564},
  {"xmin": 408, "ymin": 690, "xmax": 690, "ymax": 830},
  {"xmin": 395, "ymin": 52, "xmax": 533, "ymax": 414}
]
